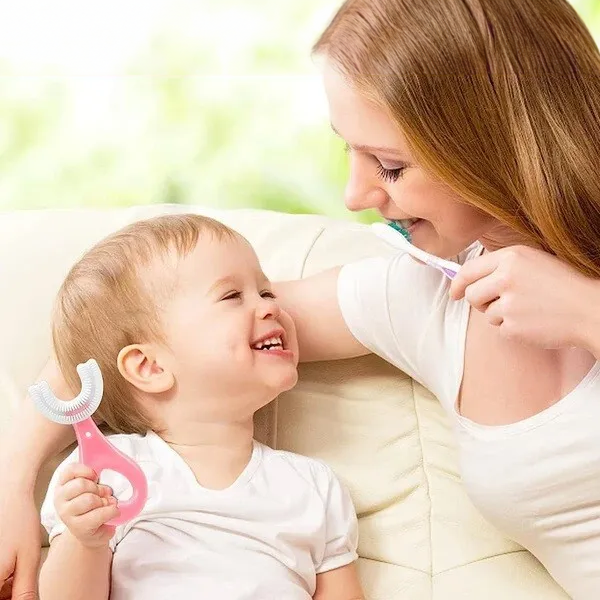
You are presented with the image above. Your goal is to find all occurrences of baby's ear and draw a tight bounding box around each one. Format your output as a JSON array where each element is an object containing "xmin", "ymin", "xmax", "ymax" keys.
[{"xmin": 117, "ymin": 344, "xmax": 174, "ymax": 394}]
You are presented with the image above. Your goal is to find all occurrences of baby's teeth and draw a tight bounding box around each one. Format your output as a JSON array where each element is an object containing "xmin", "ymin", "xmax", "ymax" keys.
[{"xmin": 253, "ymin": 336, "xmax": 283, "ymax": 350}]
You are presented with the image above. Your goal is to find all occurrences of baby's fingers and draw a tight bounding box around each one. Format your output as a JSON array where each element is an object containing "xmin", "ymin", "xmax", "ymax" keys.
[
  {"xmin": 57, "ymin": 477, "xmax": 112, "ymax": 504},
  {"xmin": 74, "ymin": 502, "xmax": 120, "ymax": 534},
  {"xmin": 57, "ymin": 477, "xmax": 97, "ymax": 504},
  {"xmin": 58, "ymin": 463, "xmax": 98, "ymax": 486},
  {"xmin": 65, "ymin": 493, "xmax": 110, "ymax": 518}
]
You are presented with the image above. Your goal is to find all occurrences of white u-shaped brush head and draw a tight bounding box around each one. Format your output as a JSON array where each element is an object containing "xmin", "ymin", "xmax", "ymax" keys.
[{"xmin": 29, "ymin": 358, "xmax": 104, "ymax": 425}]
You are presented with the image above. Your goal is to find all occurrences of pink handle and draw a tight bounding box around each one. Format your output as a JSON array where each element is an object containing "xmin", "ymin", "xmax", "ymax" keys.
[{"xmin": 73, "ymin": 418, "xmax": 148, "ymax": 526}]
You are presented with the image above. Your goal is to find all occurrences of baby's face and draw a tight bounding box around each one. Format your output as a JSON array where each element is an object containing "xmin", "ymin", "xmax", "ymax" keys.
[{"xmin": 157, "ymin": 235, "xmax": 299, "ymax": 421}]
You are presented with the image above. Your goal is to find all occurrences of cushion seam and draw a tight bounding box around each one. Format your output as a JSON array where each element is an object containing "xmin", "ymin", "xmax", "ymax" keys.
[
  {"xmin": 412, "ymin": 379, "xmax": 434, "ymax": 578},
  {"xmin": 298, "ymin": 225, "xmax": 327, "ymax": 279},
  {"xmin": 434, "ymin": 549, "xmax": 530, "ymax": 576}
]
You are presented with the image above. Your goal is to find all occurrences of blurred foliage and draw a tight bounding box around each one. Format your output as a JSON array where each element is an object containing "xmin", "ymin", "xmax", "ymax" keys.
[{"xmin": 0, "ymin": 0, "xmax": 599, "ymax": 222}]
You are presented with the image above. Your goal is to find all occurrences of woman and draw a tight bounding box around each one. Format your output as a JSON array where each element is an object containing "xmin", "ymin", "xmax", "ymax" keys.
[{"xmin": 3, "ymin": 0, "xmax": 600, "ymax": 597}]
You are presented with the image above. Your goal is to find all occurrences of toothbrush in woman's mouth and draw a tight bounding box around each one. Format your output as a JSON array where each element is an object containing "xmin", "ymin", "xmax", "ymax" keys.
[
  {"xmin": 372, "ymin": 220, "xmax": 460, "ymax": 280},
  {"xmin": 388, "ymin": 218, "xmax": 420, "ymax": 241}
]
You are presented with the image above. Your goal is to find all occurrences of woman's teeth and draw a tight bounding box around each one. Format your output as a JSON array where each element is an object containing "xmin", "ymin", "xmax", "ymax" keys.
[
  {"xmin": 394, "ymin": 218, "xmax": 419, "ymax": 229},
  {"xmin": 252, "ymin": 336, "xmax": 283, "ymax": 350}
]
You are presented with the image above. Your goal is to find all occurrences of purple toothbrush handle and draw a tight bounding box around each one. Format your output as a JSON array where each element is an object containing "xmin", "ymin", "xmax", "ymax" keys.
[
  {"xmin": 442, "ymin": 267, "xmax": 458, "ymax": 279},
  {"xmin": 74, "ymin": 418, "xmax": 148, "ymax": 525}
]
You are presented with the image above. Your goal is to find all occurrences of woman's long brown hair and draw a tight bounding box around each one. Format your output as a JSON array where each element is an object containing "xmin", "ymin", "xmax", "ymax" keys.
[{"xmin": 315, "ymin": 0, "xmax": 600, "ymax": 276}]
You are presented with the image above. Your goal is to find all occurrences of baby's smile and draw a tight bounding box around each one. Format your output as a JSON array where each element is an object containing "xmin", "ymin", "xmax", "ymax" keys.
[{"xmin": 250, "ymin": 328, "xmax": 295, "ymax": 362}]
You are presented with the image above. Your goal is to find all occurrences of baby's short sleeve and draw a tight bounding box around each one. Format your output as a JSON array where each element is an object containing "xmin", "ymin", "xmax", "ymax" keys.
[{"xmin": 313, "ymin": 463, "xmax": 359, "ymax": 574}]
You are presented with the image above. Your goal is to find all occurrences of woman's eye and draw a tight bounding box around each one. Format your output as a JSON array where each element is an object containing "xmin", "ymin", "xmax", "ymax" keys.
[
  {"xmin": 375, "ymin": 163, "xmax": 407, "ymax": 183},
  {"xmin": 345, "ymin": 143, "xmax": 407, "ymax": 183},
  {"xmin": 261, "ymin": 290, "xmax": 276, "ymax": 299},
  {"xmin": 222, "ymin": 291, "xmax": 242, "ymax": 301}
]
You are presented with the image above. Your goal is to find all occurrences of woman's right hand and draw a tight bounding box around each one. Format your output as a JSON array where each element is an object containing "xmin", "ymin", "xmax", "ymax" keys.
[{"xmin": 0, "ymin": 488, "xmax": 42, "ymax": 600}]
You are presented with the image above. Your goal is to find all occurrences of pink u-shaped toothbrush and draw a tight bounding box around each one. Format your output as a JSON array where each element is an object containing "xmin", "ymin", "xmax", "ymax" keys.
[{"xmin": 29, "ymin": 358, "xmax": 148, "ymax": 525}]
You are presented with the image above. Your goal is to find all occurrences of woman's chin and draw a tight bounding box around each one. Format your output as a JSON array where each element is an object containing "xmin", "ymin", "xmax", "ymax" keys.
[{"xmin": 412, "ymin": 222, "xmax": 475, "ymax": 259}]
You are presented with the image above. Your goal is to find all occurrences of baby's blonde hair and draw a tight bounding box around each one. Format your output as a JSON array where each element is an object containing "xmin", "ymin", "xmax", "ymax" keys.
[{"xmin": 52, "ymin": 213, "xmax": 238, "ymax": 434}]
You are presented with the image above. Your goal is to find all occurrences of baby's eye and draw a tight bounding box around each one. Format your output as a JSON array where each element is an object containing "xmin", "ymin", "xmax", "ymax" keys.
[
  {"xmin": 222, "ymin": 291, "xmax": 242, "ymax": 301},
  {"xmin": 260, "ymin": 290, "xmax": 276, "ymax": 299}
]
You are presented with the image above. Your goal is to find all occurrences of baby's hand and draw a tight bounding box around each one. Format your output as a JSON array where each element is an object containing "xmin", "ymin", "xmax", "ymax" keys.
[{"xmin": 54, "ymin": 463, "xmax": 120, "ymax": 549}]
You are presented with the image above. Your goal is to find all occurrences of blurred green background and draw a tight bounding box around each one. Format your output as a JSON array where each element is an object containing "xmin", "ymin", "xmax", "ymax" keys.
[{"xmin": 1, "ymin": 0, "xmax": 599, "ymax": 221}]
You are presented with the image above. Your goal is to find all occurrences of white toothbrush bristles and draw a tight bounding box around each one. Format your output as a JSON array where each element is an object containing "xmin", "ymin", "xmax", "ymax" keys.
[{"xmin": 29, "ymin": 358, "xmax": 104, "ymax": 425}]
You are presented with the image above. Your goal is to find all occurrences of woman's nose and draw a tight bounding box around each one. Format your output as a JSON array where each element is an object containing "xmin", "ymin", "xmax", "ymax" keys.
[
  {"xmin": 344, "ymin": 186, "xmax": 389, "ymax": 212},
  {"xmin": 344, "ymin": 157, "xmax": 388, "ymax": 212}
]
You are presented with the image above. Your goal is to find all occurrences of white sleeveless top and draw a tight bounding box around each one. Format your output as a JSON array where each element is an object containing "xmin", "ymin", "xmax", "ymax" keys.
[{"xmin": 338, "ymin": 244, "xmax": 600, "ymax": 599}]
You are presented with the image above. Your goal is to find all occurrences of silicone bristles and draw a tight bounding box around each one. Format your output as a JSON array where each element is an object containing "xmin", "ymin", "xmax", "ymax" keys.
[{"xmin": 29, "ymin": 358, "xmax": 104, "ymax": 425}]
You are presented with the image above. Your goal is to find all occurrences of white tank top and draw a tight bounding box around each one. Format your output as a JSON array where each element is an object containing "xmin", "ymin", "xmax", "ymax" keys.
[{"xmin": 338, "ymin": 244, "xmax": 600, "ymax": 598}]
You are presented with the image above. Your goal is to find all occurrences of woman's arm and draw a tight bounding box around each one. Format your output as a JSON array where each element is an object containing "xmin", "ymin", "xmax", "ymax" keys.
[
  {"xmin": 4, "ymin": 357, "xmax": 75, "ymax": 479},
  {"xmin": 274, "ymin": 268, "xmax": 369, "ymax": 362},
  {"xmin": 39, "ymin": 533, "xmax": 112, "ymax": 600},
  {"xmin": 0, "ymin": 358, "xmax": 75, "ymax": 599},
  {"xmin": 314, "ymin": 563, "xmax": 364, "ymax": 600}
]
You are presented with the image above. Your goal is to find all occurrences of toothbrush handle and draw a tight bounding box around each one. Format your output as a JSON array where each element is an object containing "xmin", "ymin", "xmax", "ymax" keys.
[
  {"xmin": 425, "ymin": 259, "xmax": 458, "ymax": 280},
  {"xmin": 442, "ymin": 267, "xmax": 458, "ymax": 279},
  {"xmin": 73, "ymin": 418, "xmax": 148, "ymax": 526}
]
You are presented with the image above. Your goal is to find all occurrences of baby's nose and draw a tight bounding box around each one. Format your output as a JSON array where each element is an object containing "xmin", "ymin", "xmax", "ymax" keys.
[{"xmin": 257, "ymin": 296, "xmax": 280, "ymax": 319}]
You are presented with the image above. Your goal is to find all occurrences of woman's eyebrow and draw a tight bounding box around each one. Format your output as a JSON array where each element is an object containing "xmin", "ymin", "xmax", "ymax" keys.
[{"xmin": 330, "ymin": 123, "xmax": 404, "ymax": 156}]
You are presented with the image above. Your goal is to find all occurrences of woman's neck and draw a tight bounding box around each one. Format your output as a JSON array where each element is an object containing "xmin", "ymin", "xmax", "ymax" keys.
[
  {"xmin": 159, "ymin": 417, "xmax": 255, "ymax": 490},
  {"xmin": 479, "ymin": 223, "xmax": 537, "ymax": 253}
]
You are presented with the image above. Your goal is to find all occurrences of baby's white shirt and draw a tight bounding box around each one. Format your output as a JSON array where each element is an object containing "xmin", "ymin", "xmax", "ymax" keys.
[
  {"xmin": 41, "ymin": 432, "xmax": 358, "ymax": 600},
  {"xmin": 338, "ymin": 245, "xmax": 600, "ymax": 599}
]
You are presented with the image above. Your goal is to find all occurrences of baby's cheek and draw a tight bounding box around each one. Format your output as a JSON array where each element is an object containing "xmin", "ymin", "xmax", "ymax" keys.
[{"xmin": 225, "ymin": 339, "xmax": 251, "ymax": 363}]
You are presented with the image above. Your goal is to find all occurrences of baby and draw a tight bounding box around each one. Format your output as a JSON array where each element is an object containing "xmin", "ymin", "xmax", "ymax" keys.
[{"xmin": 39, "ymin": 214, "xmax": 363, "ymax": 600}]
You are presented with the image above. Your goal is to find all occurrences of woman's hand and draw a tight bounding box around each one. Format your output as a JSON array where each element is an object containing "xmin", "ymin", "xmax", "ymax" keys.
[
  {"xmin": 449, "ymin": 245, "xmax": 600, "ymax": 355},
  {"xmin": 0, "ymin": 487, "xmax": 41, "ymax": 600}
]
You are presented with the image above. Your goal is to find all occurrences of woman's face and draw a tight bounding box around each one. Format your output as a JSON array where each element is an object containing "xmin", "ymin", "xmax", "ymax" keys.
[{"xmin": 322, "ymin": 59, "xmax": 499, "ymax": 258}]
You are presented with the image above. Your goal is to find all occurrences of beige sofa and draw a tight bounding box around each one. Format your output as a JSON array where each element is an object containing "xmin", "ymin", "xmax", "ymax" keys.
[{"xmin": 0, "ymin": 205, "xmax": 568, "ymax": 599}]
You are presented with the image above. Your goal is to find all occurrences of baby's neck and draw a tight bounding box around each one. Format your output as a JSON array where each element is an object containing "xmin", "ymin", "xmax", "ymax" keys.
[{"xmin": 159, "ymin": 418, "xmax": 255, "ymax": 490}]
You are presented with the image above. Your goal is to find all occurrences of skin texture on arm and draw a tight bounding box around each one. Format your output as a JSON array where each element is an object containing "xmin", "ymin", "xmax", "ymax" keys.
[
  {"xmin": 39, "ymin": 533, "xmax": 112, "ymax": 600},
  {"xmin": 0, "ymin": 358, "xmax": 75, "ymax": 600},
  {"xmin": 273, "ymin": 268, "xmax": 369, "ymax": 362},
  {"xmin": 313, "ymin": 563, "xmax": 364, "ymax": 600}
]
